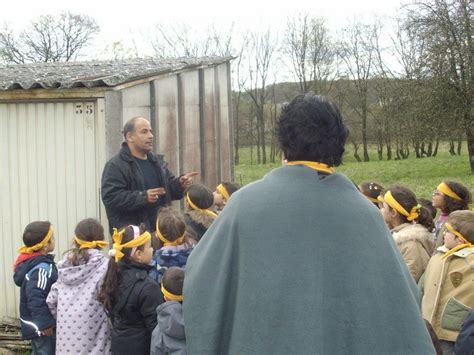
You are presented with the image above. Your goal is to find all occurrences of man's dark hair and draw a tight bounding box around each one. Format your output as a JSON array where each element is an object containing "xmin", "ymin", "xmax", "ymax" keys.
[
  {"xmin": 162, "ymin": 267, "xmax": 185, "ymax": 296},
  {"xmin": 276, "ymin": 94, "xmax": 348, "ymax": 166},
  {"xmin": 122, "ymin": 117, "xmax": 143, "ymax": 140}
]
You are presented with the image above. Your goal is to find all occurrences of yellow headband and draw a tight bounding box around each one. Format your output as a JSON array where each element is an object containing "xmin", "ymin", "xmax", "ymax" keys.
[
  {"xmin": 186, "ymin": 193, "xmax": 218, "ymax": 218},
  {"xmin": 110, "ymin": 227, "xmax": 151, "ymax": 263},
  {"xmin": 437, "ymin": 182, "xmax": 462, "ymax": 201},
  {"xmin": 286, "ymin": 160, "xmax": 336, "ymax": 174},
  {"xmin": 19, "ymin": 225, "xmax": 54, "ymax": 254},
  {"xmin": 366, "ymin": 196, "xmax": 380, "ymax": 203},
  {"xmin": 74, "ymin": 236, "xmax": 109, "ymax": 250},
  {"xmin": 442, "ymin": 222, "xmax": 473, "ymax": 259},
  {"xmin": 378, "ymin": 191, "xmax": 420, "ymax": 222},
  {"xmin": 155, "ymin": 219, "xmax": 185, "ymax": 247},
  {"xmin": 161, "ymin": 283, "xmax": 183, "ymax": 302},
  {"xmin": 216, "ymin": 184, "xmax": 230, "ymax": 202}
]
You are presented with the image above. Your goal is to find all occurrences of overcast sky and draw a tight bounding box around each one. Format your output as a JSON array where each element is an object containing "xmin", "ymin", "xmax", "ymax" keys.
[{"xmin": 2, "ymin": 0, "xmax": 409, "ymax": 48}]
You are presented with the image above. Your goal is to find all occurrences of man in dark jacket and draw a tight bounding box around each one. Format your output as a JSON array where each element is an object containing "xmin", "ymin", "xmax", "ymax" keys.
[{"xmin": 101, "ymin": 117, "xmax": 197, "ymax": 233}]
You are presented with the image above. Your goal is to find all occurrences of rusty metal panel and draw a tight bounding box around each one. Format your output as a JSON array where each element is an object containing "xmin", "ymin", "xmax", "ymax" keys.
[
  {"xmin": 154, "ymin": 76, "xmax": 179, "ymax": 175},
  {"xmin": 179, "ymin": 71, "xmax": 201, "ymax": 180},
  {"xmin": 201, "ymin": 68, "xmax": 218, "ymax": 189},
  {"xmin": 217, "ymin": 63, "xmax": 232, "ymax": 182}
]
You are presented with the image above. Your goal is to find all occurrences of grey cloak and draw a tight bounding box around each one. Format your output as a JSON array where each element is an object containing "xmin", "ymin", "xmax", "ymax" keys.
[{"xmin": 184, "ymin": 165, "xmax": 435, "ymax": 354}]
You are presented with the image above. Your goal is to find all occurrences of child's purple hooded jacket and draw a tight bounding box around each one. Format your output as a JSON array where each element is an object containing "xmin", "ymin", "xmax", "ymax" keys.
[{"xmin": 47, "ymin": 249, "xmax": 111, "ymax": 354}]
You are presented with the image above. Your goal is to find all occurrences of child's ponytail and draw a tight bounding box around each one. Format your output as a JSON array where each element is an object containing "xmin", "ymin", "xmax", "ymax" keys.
[
  {"xmin": 384, "ymin": 186, "xmax": 434, "ymax": 231},
  {"xmin": 98, "ymin": 257, "xmax": 120, "ymax": 312},
  {"xmin": 68, "ymin": 218, "xmax": 105, "ymax": 266},
  {"xmin": 416, "ymin": 206, "xmax": 435, "ymax": 232}
]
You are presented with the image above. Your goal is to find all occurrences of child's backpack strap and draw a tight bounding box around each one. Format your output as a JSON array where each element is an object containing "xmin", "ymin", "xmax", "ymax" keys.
[{"xmin": 110, "ymin": 274, "xmax": 147, "ymax": 324}]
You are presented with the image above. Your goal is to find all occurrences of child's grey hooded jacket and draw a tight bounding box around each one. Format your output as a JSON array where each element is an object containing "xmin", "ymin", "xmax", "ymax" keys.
[{"xmin": 151, "ymin": 301, "xmax": 186, "ymax": 355}]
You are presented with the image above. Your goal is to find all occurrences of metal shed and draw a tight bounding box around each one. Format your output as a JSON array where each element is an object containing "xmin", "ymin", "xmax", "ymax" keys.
[{"xmin": 0, "ymin": 56, "xmax": 233, "ymax": 319}]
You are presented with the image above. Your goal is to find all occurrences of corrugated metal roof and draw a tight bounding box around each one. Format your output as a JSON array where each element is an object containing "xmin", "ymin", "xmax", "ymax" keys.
[{"xmin": 0, "ymin": 56, "xmax": 232, "ymax": 90}]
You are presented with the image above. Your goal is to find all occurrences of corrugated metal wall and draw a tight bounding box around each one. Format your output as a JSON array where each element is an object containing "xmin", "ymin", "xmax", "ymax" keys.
[
  {"xmin": 0, "ymin": 101, "xmax": 99, "ymax": 318},
  {"xmin": 118, "ymin": 62, "xmax": 232, "ymax": 189}
]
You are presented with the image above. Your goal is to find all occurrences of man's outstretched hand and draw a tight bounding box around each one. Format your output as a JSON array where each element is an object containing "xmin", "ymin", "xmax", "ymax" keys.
[{"xmin": 179, "ymin": 172, "xmax": 199, "ymax": 189}]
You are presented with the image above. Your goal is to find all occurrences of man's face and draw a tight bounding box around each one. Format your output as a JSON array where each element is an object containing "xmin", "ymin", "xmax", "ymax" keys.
[{"xmin": 127, "ymin": 118, "xmax": 154, "ymax": 153}]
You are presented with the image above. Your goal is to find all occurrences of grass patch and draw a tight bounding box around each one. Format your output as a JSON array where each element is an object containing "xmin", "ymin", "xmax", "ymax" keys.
[{"xmin": 234, "ymin": 145, "xmax": 474, "ymax": 200}]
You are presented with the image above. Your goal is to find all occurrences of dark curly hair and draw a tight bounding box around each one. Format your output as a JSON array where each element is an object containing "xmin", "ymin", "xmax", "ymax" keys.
[
  {"xmin": 276, "ymin": 94, "xmax": 348, "ymax": 166},
  {"xmin": 440, "ymin": 181, "xmax": 472, "ymax": 214}
]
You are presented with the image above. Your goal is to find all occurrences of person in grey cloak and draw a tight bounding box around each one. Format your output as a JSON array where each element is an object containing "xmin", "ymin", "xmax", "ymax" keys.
[{"xmin": 183, "ymin": 94, "xmax": 435, "ymax": 355}]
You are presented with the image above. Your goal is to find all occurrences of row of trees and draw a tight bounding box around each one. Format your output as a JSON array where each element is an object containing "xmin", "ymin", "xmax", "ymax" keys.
[{"xmin": 0, "ymin": 1, "xmax": 472, "ymax": 172}]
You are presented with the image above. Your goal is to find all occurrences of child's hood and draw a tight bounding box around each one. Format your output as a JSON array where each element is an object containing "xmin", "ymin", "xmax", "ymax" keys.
[
  {"xmin": 186, "ymin": 210, "xmax": 215, "ymax": 229},
  {"xmin": 13, "ymin": 254, "xmax": 55, "ymax": 286},
  {"xmin": 56, "ymin": 249, "xmax": 107, "ymax": 286},
  {"xmin": 392, "ymin": 223, "xmax": 433, "ymax": 253},
  {"xmin": 156, "ymin": 301, "xmax": 185, "ymax": 340}
]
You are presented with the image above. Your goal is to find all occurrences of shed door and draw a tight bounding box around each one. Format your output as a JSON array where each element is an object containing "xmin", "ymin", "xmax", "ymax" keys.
[{"xmin": 0, "ymin": 101, "xmax": 98, "ymax": 319}]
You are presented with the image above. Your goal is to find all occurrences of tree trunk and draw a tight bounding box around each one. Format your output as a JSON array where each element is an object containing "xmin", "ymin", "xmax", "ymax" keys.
[
  {"xmin": 362, "ymin": 105, "xmax": 369, "ymax": 162},
  {"xmin": 386, "ymin": 142, "xmax": 392, "ymax": 161},
  {"xmin": 466, "ymin": 126, "xmax": 474, "ymax": 174},
  {"xmin": 414, "ymin": 142, "xmax": 421, "ymax": 158},
  {"xmin": 250, "ymin": 116, "xmax": 254, "ymax": 165},
  {"xmin": 260, "ymin": 108, "xmax": 267, "ymax": 164},
  {"xmin": 457, "ymin": 136, "xmax": 462, "ymax": 156},
  {"xmin": 426, "ymin": 141, "xmax": 433, "ymax": 157},
  {"xmin": 377, "ymin": 138, "xmax": 383, "ymax": 161},
  {"xmin": 234, "ymin": 104, "xmax": 240, "ymax": 165},
  {"xmin": 352, "ymin": 141, "xmax": 362, "ymax": 162},
  {"xmin": 256, "ymin": 115, "xmax": 261, "ymax": 164},
  {"xmin": 433, "ymin": 139, "xmax": 440, "ymax": 157},
  {"xmin": 448, "ymin": 139, "xmax": 456, "ymax": 156}
]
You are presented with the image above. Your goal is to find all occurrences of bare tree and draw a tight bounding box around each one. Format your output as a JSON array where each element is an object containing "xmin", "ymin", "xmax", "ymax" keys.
[
  {"xmin": 0, "ymin": 12, "xmax": 99, "ymax": 63},
  {"xmin": 244, "ymin": 30, "xmax": 277, "ymax": 164},
  {"xmin": 283, "ymin": 14, "xmax": 336, "ymax": 95},
  {"xmin": 232, "ymin": 41, "xmax": 247, "ymax": 165},
  {"xmin": 150, "ymin": 23, "xmax": 234, "ymax": 58},
  {"xmin": 405, "ymin": 0, "xmax": 474, "ymax": 172},
  {"xmin": 338, "ymin": 21, "xmax": 381, "ymax": 162}
]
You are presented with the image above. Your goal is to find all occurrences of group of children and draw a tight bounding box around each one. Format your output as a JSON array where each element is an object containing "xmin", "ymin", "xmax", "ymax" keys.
[
  {"xmin": 13, "ymin": 181, "xmax": 239, "ymax": 355},
  {"xmin": 359, "ymin": 180, "xmax": 474, "ymax": 354},
  {"xmin": 13, "ymin": 178, "xmax": 474, "ymax": 354}
]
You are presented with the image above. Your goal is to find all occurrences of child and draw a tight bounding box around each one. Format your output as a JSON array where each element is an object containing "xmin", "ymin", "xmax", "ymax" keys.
[
  {"xmin": 46, "ymin": 218, "xmax": 111, "ymax": 354},
  {"xmin": 213, "ymin": 181, "xmax": 240, "ymax": 211},
  {"xmin": 184, "ymin": 184, "xmax": 217, "ymax": 241},
  {"xmin": 420, "ymin": 210, "xmax": 474, "ymax": 353},
  {"xmin": 150, "ymin": 267, "xmax": 186, "ymax": 355},
  {"xmin": 149, "ymin": 207, "xmax": 194, "ymax": 284},
  {"xmin": 378, "ymin": 186, "xmax": 434, "ymax": 282},
  {"xmin": 13, "ymin": 221, "xmax": 58, "ymax": 355},
  {"xmin": 358, "ymin": 181, "xmax": 384, "ymax": 206},
  {"xmin": 99, "ymin": 224, "xmax": 162, "ymax": 355},
  {"xmin": 432, "ymin": 181, "xmax": 472, "ymax": 249}
]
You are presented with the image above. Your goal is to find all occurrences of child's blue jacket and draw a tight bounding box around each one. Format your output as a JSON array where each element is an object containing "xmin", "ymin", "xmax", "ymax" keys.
[{"xmin": 13, "ymin": 254, "xmax": 58, "ymax": 339}]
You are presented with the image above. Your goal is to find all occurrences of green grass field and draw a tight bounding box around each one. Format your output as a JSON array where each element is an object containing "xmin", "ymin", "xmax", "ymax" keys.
[{"xmin": 234, "ymin": 145, "xmax": 474, "ymax": 200}]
